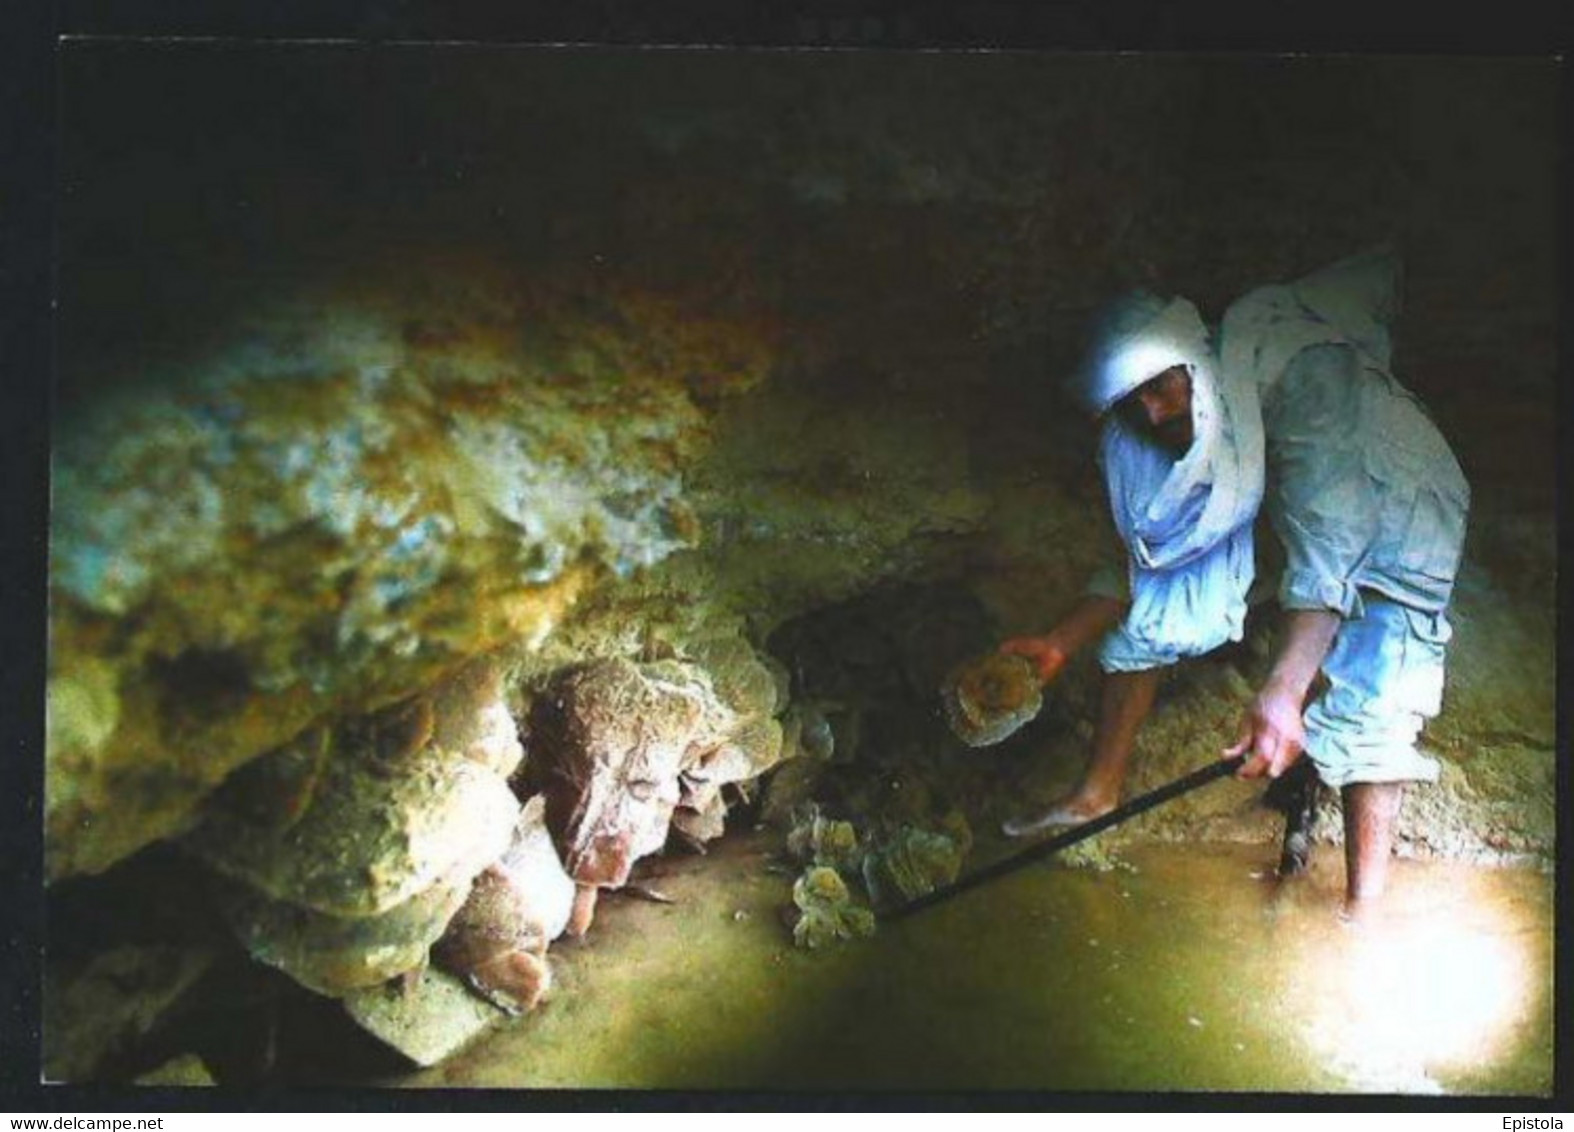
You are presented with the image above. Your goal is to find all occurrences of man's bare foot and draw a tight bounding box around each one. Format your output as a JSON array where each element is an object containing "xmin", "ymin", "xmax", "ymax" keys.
[{"xmin": 1001, "ymin": 794, "xmax": 1115, "ymax": 838}]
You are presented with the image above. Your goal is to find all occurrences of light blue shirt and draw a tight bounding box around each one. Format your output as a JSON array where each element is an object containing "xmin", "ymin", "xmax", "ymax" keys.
[{"xmin": 1261, "ymin": 342, "xmax": 1469, "ymax": 620}]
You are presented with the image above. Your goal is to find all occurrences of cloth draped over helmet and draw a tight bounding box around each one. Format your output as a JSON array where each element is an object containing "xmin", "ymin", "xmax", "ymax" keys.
[{"xmin": 1078, "ymin": 246, "xmax": 1404, "ymax": 671}]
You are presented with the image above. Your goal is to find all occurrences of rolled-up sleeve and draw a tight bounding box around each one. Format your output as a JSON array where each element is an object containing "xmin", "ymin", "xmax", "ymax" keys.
[{"xmin": 1266, "ymin": 344, "xmax": 1381, "ymax": 619}]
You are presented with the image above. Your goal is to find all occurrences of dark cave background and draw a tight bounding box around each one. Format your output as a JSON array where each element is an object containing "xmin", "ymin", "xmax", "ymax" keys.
[{"xmin": 57, "ymin": 46, "xmax": 1557, "ymax": 517}]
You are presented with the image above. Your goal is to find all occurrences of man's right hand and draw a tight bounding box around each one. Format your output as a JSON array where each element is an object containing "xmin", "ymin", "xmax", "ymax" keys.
[
  {"xmin": 1225, "ymin": 681, "xmax": 1308, "ymax": 780},
  {"xmin": 999, "ymin": 636, "xmax": 1068, "ymax": 686}
]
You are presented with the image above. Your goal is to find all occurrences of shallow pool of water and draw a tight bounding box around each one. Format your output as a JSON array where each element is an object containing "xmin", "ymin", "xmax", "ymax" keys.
[{"xmin": 394, "ymin": 834, "xmax": 1555, "ymax": 1096}]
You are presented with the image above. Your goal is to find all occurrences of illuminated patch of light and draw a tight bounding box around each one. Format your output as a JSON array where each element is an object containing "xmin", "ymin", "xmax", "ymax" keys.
[{"xmin": 1300, "ymin": 912, "xmax": 1535, "ymax": 1094}]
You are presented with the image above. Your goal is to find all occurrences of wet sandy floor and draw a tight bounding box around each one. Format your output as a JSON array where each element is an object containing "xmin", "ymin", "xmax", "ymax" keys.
[{"xmin": 393, "ymin": 833, "xmax": 1555, "ymax": 1097}]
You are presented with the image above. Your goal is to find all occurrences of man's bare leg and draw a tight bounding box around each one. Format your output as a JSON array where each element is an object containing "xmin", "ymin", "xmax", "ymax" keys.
[
  {"xmin": 1340, "ymin": 781, "xmax": 1405, "ymax": 921},
  {"xmin": 1003, "ymin": 666, "xmax": 1164, "ymax": 836}
]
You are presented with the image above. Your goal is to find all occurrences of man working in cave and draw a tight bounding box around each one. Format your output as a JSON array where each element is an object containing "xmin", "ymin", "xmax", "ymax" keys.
[{"xmin": 999, "ymin": 248, "xmax": 1469, "ymax": 921}]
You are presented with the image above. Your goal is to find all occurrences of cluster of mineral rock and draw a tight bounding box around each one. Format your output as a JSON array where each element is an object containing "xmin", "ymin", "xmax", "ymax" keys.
[
  {"xmin": 43, "ymin": 265, "xmax": 800, "ymax": 1072},
  {"xmin": 178, "ymin": 632, "xmax": 805, "ymax": 1051},
  {"xmin": 779, "ymin": 800, "xmax": 974, "ymax": 948},
  {"xmin": 524, "ymin": 640, "xmax": 790, "ymax": 937},
  {"xmin": 183, "ymin": 658, "xmax": 530, "ymax": 999},
  {"xmin": 47, "ymin": 628, "xmax": 809, "ymax": 1073}
]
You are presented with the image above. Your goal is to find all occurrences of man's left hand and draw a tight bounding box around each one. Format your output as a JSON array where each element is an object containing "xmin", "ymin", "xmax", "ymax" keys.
[{"xmin": 1224, "ymin": 683, "xmax": 1307, "ymax": 779}]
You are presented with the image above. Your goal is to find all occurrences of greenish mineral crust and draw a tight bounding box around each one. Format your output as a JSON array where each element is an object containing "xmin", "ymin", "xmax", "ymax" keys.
[
  {"xmin": 343, "ymin": 967, "xmax": 509, "ymax": 1069},
  {"xmin": 46, "ymin": 269, "xmax": 776, "ymax": 882},
  {"xmin": 1056, "ymin": 836, "xmax": 1132, "ymax": 874},
  {"xmin": 185, "ymin": 660, "xmax": 524, "ymax": 919},
  {"xmin": 177, "ymin": 659, "xmax": 535, "ymax": 996},
  {"xmin": 191, "ymin": 751, "xmax": 519, "ymax": 919},
  {"xmin": 217, "ymin": 866, "xmax": 475, "ymax": 997}
]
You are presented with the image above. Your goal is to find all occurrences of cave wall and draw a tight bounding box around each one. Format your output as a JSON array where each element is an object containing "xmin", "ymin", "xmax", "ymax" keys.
[{"xmin": 45, "ymin": 45, "xmax": 1558, "ymax": 1072}]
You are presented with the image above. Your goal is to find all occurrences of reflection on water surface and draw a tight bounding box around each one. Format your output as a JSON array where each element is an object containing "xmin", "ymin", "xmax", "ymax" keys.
[{"xmin": 399, "ymin": 835, "xmax": 1554, "ymax": 1096}]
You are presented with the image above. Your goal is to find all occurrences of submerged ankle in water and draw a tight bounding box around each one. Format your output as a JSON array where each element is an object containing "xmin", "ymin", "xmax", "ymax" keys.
[{"xmin": 1338, "ymin": 893, "xmax": 1382, "ymax": 928}]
